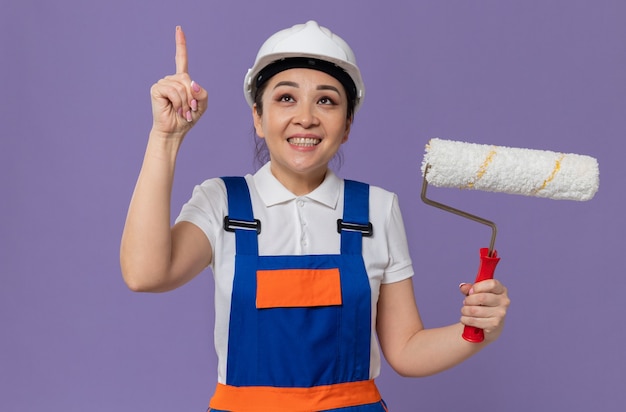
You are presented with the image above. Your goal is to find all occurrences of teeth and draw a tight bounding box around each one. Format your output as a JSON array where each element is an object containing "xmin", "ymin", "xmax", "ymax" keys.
[{"xmin": 288, "ymin": 137, "xmax": 321, "ymax": 146}]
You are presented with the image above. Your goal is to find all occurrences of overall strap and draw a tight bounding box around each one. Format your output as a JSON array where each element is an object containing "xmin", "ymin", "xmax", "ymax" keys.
[
  {"xmin": 221, "ymin": 176, "xmax": 259, "ymax": 256},
  {"xmin": 339, "ymin": 180, "xmax": 372, "ymax": 255}
]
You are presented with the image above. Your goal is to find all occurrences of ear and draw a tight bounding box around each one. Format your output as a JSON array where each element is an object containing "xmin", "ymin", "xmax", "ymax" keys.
[
  {"xmin": 252, "ymin": 104, "xmax": 265, "ymax": 138},
  {"xmin": 341, "ymin": 116, "xmax": 352, "ymax": 144}
]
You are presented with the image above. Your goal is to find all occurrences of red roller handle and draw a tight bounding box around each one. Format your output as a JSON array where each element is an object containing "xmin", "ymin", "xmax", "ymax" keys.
[{"xmin": 462, "ymin": 247, "xmax": 501, "ymax": 343}]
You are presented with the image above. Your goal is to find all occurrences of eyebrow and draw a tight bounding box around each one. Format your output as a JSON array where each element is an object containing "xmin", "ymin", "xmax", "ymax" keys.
[
  {"xmin": 273, "ymin": 81, "xmax": 299, "ymax": 89},
  {"xmin": 317, "ymin": 85, "xmax": 341, "ymax": 94},
  {"xmin": 273, "ymin": 81, "xmax": 341, "ymax": 95}
]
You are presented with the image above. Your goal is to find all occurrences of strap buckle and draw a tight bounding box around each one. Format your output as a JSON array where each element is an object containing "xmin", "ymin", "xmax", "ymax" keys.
[
  {"xmin": 224, "ymin": 216, "xmax": 261, "ymax": 234},
  {"xmin": 336, "ymin": 219, "xmax": 373, "ymax": 237}
]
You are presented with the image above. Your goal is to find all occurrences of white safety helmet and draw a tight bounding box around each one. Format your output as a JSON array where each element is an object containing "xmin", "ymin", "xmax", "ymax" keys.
[{"xmin": 243, "ymin": 20, "xmax": 365, "ymax": 113}]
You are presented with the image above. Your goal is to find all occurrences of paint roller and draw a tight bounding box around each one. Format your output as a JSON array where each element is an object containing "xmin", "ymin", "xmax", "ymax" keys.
[{"xmin": 420, "ymin": 138, "xmax": 599, "ymax": 342}]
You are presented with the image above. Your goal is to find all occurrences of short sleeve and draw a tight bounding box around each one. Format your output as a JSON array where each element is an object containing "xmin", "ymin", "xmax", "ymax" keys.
[
  {"xmin": 175, "ymin": 177, "xmax": 228, "ymax": 264},
  {"xmin": 381, "ymin": 194, "xmax": 414, "ymax": 284}
]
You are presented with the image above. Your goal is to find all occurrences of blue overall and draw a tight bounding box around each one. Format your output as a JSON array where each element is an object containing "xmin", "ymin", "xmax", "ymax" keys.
[{"xmin": 208, "ymin": 177, "xmax": 388, "ymax": 412}]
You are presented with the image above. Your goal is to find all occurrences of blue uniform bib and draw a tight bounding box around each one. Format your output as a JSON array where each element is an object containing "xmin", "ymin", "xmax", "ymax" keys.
[{"xmin": 209, "ymin": 177, "xmax": 388, "ymax": 412}]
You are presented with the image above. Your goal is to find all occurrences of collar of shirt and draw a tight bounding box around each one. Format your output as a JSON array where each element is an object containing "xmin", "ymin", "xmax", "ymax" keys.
[{"xmin": 253, "ymin": 162, "xmax": 341, "ymax": 210}]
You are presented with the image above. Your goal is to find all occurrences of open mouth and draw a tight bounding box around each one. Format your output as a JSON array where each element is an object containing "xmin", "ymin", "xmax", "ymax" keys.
[{"xmin": 288, "ymin": 137, "xmax": 321, "ymax": 147}]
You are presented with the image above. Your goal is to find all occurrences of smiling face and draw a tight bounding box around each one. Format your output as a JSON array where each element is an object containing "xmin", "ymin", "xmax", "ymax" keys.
[{"xmin": 253, "ymin": 68, "xmax": 352, "ymax": 195}]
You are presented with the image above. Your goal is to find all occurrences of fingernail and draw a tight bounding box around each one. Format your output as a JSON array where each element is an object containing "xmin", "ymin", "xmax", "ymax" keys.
[
  {"xmin": 191, "ymin": 99, "xmax": 198, "ymax": 112},
  {"xmin": 191, "ymin": 80, "xmax": 201, "ymax": 93},
  {"xmin": 469, "ymin": 287, "xmax": 475, "ymax": 295},
  {"xmin": 177, "ymin": 107, "xmax": 183, "ymax": 117},
  {"xmin": 459, "ymin": 282, "xmax": 468, "ymax": 289},
  {"xmin": 186, "ymin": 110, "xmax": 193, "ymax": 122}
]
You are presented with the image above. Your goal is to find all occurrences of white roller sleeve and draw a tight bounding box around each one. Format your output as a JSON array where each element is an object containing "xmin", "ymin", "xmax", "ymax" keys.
[{"xmin": 421, "ymin": 138, "xmax": 599, "ymax": 201}]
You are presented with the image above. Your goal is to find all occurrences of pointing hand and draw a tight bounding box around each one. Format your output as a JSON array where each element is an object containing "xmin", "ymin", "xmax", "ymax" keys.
[{"xmin": 150, "ymin": 26, "xmax": 208, "ymax": 137}]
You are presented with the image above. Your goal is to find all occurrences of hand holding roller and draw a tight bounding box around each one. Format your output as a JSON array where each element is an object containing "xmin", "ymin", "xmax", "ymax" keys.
[{"xmin": 420, "ymin": 138, "xmax": 599, "ymax": 342}]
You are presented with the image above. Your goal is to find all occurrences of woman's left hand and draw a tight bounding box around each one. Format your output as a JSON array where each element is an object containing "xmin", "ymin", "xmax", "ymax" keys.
[{"xmin": 459, "ymin": 280, "xmax": 510, "ymax": 343}]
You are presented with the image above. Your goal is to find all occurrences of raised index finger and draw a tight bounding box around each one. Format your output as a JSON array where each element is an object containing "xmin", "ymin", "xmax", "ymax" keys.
[{"xmin": 175, "ymin": 26, "xmax": 188, "ymax": 74}]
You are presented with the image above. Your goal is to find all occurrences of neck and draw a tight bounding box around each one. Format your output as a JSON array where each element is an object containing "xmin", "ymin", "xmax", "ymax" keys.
[{"xmin": 269, "ymin": 164, "xmax": 328, "ymax": 196}]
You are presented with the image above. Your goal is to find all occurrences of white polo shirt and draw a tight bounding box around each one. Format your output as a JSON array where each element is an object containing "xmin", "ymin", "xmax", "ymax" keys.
[{"xmin": 176, "ymin": 162, "xmax": 414, "ymax": 382}]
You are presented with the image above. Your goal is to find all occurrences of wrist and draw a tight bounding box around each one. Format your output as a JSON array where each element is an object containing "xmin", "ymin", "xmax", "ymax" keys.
[{"xmin": 145, "ymin": 129, "xmax": 185, "ymax": 163}]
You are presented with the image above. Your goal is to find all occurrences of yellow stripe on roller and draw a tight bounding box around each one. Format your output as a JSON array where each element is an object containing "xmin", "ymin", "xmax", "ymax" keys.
[
  {"xmin": 532, "ymin": 154, "xmax": 565, "ymax": 195},
  {"xmin": 467, "ymin": 148, "xmax": 497, "ymax": 188}
]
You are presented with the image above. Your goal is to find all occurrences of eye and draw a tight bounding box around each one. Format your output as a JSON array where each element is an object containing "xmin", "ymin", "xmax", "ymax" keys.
[
  {"xmin": 318, "ymin": 96, "xmax": 336, "ymax": 105},
  {"xmin": 278, "ymin": 94, "xmax": 295, "ymax": 103}
]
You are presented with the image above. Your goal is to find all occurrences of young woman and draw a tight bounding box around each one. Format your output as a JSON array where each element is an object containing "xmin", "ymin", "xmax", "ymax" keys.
[{"xmin": 120, "ymin": 21, "xmax": 510, "ymax": 412}]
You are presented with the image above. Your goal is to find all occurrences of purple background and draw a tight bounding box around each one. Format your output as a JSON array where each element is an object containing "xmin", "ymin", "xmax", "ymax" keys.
[{"xmin": 2, "ymin": 1, "xmax": 624, "ymax": 411}]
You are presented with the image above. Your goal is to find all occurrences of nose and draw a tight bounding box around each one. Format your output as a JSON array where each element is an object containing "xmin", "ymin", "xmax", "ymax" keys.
[{"xmin": 293, "ymin": 102, "xmax": 319, "ymax": 128}]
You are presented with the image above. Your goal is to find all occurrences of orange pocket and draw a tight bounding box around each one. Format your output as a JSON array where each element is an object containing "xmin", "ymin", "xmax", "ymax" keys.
[{"xmin": 256, "ymin": 268, "xmax": 342, "ymax": 308}]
